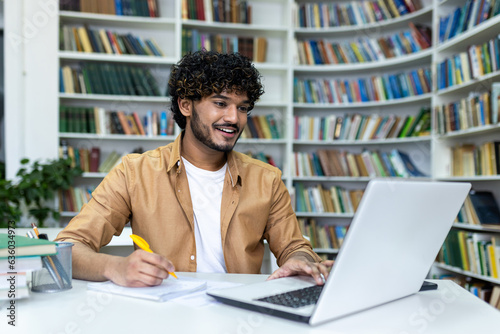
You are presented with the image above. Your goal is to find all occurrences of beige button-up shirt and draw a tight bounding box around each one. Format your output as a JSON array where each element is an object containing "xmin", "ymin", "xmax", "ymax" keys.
[{"xmin": 56, "ymin": 133, "xmax": 320, "ymax": 273}]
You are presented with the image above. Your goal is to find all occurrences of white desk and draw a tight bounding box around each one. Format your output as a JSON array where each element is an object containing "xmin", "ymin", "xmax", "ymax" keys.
[{"xmin": 1, "ymin": 273, "xmax": 499, "ymax": 333}]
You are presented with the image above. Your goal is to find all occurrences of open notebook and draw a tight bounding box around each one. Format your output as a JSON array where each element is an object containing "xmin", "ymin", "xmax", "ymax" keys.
[{"xmin": 87, "ymin": 276, "xmax": 207, "ymax": 302}]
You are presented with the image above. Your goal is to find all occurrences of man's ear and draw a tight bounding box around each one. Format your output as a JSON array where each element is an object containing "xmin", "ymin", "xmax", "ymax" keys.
[{"xmin": 178, "ymin": 98, "xmax": 192, "ymax": 117}]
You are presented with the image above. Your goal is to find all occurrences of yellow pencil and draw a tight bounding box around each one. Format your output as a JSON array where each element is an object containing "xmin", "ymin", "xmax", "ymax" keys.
[{"xmin": 130, "ymin": 234, "xmax": 178, "ymax": 279}]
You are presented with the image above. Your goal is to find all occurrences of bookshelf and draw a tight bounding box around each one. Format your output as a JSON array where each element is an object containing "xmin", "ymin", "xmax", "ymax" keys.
[
  {"xmin": 291, "ymin": 0, "xmax": 434, "ymax": 257},
  {"xmin": 54, "ymin": 0, "xmax": 292, "ymax": 221},
  {"xmin": 431, "ymin": 0, "xmax": 500, "ymax": 297},
  {"xmin": 3, "ymin": 0, "xmax": 500, "ymax": 294}
]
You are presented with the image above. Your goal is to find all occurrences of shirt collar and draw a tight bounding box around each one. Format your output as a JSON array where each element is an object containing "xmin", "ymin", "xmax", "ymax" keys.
[{"xmin": 167, "ymin": 132, "xmax": 242, "ymax": 187}]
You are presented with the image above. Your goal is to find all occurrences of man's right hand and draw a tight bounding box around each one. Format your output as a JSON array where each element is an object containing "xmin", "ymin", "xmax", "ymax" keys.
[{"xmin": 104, "ymin": 249, "xmax": 176, "ymax": 287}]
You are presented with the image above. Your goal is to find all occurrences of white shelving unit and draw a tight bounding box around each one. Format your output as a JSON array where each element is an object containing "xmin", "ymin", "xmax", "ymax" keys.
[
  {"xmin": 291, "ymin": 0, "xmax": 434, "ymax": 256},
  {"xmin": 430, "ymin": 0, "xmax": 500, "ymax": 289},
  {"xmin": 3, "ymin": 0, "xmax": 500, "ymax": 287}
]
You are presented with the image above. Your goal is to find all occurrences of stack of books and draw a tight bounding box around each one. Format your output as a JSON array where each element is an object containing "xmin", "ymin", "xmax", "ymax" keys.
[{"xmin": 0, "ymin": 234, "xmax": 57, "ymax": 300}]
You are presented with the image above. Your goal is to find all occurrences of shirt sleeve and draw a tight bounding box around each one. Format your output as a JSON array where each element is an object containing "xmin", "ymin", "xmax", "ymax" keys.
[
  {"xmin": 263, "ymin": 174, "xmax": 322, "ymax": 266},
  {"xmin": 55, "ymin": 162, "xmax": 132, "ymax": 252}
]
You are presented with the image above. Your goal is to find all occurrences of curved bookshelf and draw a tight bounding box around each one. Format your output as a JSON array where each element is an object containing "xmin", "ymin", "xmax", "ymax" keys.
[
  {"xmin": 293, "ymin": 176, "xmax": 431, "ymax": 182},
  {"xmin": 293, "ymin": 136, "xmax": 431, "ymax": 146},
  {"xmin": 59, "ymin": 132, "xmax": 178, "ymax": 141},
  {"xmin": 295, "ymin": 212, "xmax": 354, "ymax": 218},
  {"xmin": 436, "ymin": 14, "xmax": 500, "ymax": 52},
  {"xmin": 436, "ymin": 71, "xmax": 500, "ymax": 97},
  {"xmin": 59, "ymin": 93, "xmax": 170, "ymax": 103},
  {"xmin": 293, "ymin": 93, "xmax": 432, "ymax": 108},
  {"xmin": 59, "ymin": 10, "xmax": 177, "ymax": 25},
  {"xmin": 436, "ymin": 176, "xmax": 500, "ymax": 182},
  {"xmin": 437, "ymin": 124, "xmax": 500, "ymax": 139},
  {"xmin": 434, "ymin": 262, "xmax": 500, "ymax": 285},
  {"xmin": 182, "ymin": 19, "xmax": 288, "ymax": 33},
  {"xmin": 293, "ymin": 49, "xmax": 432, "ymax": 72},
  {"xmin": 452, "ymin": 223, "xmax": 500, "ymax": 233},
  {"xmin": 59, "ymin": 51, "xmax": 177, "ymax": 64},
  {"xmin": 293, "ymin": 6, "xmax": 433, "ymax": 34}
]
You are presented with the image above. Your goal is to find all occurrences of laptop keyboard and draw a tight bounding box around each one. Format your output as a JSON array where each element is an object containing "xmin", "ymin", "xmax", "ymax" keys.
[{"xmin": 255, "ymin": 285, "xmax": 324, "ymax": 308}]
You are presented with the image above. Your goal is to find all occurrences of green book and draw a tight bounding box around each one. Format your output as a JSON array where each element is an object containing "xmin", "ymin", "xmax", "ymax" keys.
[
  {"xmin": 59, "ymin": 105, "xmax": 68, "ymax": 133},
  {"xmin": 0, "ymin": 234, "xmax": 57, "ymax": 258},
  {"xmin": 398, "ymin": 116, "xmax": 415, "ymax": 138}
]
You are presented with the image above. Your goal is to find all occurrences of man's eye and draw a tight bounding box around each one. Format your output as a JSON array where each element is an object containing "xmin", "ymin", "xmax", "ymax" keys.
[
  {"xmin": 215, "ymin": 101, "xmax": 225, "ymax": 107},
  {"xmin": 238, "ymin": 106, "xmax": 249, "ymax": 112}
]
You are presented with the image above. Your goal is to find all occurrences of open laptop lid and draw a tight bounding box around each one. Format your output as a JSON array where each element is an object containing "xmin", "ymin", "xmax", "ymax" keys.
[
  {"xmin": 208, "ymin": 180, "xmax": 470, "ymax": 325},
  {"xmin": 310, "ymin": 179, "xmax": 470, "ymax": 325}
]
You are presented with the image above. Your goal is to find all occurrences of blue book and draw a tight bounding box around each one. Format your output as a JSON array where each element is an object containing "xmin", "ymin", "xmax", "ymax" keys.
[
  {"xmin": 397, "ymin": 150, "xmax": 427, "ymax": 177},
  {"xmin": 448, "ymin": 8, "xmax": 462, "ymax": 40},
  {"xmin": 344, "ymin": 80, "xmax": 354, "ymax": 102},
  {"xmin": 303, "ymin": 80, "xmax": 313, "ymax": 103},
  {"xmin": 380, "ymin": 151, "xmax": 397, "ymax": 177},
  {"xmin": 160, "ymin": 111, "xmax": 167, "ymax": 136},
  {"xmin": 439, "ymin": 16, "xmax": 450, "ymax": 43},
  {"xmin": 403, "ymin": 31, "xmax": 419, "ymax": 52},
  {"xmin": 115, "ymin": 0, "xmax": 123, "ymax": 15},
  {"xmin": 388, "ymin": 75, "xmax": 402, "ymax": 99},
  {"xmin": 59, "ymin": 67, "xmax": 65, "ymax": 92},
  {"xmin": 381, "ymin": 76, "xmax": 394, "ymax": 100},
  {"xmin": 410, "ymin": 70, "xmax": 423, "ymax": 94},
  {"xmin": 398, "ymin": 73, "xmax": 411, "ymax": 97},
  {"xmin": 309, "ymin": 40, "xmax": 323, "ymax": 64},
  {"xmin": 358, "ymin": 79, "xmax": 369, "ymax": 102},
  {"xmin": 393, "ymin": 0, "xmax": 409, "ymax": 15}
]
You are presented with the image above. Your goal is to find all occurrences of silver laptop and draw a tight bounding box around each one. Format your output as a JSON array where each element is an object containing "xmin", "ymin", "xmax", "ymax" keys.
[{"xmin": 208, "ymin": 179, "xmax": 471, "ymax": 325}]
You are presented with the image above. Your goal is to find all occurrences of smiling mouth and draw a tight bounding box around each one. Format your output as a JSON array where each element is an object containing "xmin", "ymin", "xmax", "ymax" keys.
[{"xmin": 215, "ymin": 126, "xmax": 238, "ymax": 135}]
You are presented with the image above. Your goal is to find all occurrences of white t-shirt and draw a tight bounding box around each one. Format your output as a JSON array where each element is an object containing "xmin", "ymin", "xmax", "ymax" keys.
[{"xmin": 182, "ymin": 157, "xmax": 228, "ymax": 273}]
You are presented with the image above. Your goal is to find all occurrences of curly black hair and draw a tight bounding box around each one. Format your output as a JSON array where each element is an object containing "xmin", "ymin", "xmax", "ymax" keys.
[{"xmin": 167, "ymin": 50, "xmax": 265, "ymax": 129}]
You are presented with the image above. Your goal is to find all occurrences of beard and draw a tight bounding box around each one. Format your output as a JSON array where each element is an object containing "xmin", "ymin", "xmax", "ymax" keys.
[{"xmin": 190, "ymin": 105, "xmax": 242, "ymax": 153}]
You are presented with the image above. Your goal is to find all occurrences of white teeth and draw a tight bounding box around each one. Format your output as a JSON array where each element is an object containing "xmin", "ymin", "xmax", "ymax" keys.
[{"xmin": 218, "ymin": 128, "xmax": 235, "ymax": 133}]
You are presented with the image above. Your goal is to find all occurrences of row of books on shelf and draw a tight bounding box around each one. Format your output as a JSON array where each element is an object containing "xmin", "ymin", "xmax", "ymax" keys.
[
  {"xmin": 295, "ymin": 23, "xmax": 431, "ymax": 65},
  {"xmin": 450, "ymin": 141, "xmax": 500, "ymax": 177},
  {"xmin": 293, "ymin": 68, "xmax": 431, "ymax": 104},
  {"xmin": 239, "ymin": 114, "xmax": 281, "ymax": 140},
  {"xmin": 432, "ymin": 273, "xmax": 500, "ymax": 307},
  {"xmin": 182, "ymin": 29, "xmax": 267, "ymax": 63},
  {"xmin": 435, "ymin": 89, "xmax": 499, "ymax": 135},
  {"xmin": 294, "ymin": 184, "xmax": 364, "ymax": 214},
  {"xmin": 182, "ymin": 0, "xmax": 252, "ymax": 24},
  {"xmin": 439, "ymin": 229, "xmax": 500, "ymax": 280},
  {"xmin": 438, "ymin": 0, "xmax": 500, "ymax": 44},
  {"xmin": 294, "ymin": 108, "xmax": 430, "ymax": 141},
  {"xmin": 60, "ymin": 62, "xmax": 162, "ymax": 96},
  {"xmin": 436, "ymin": 34, "xmax": 500, "ymax": 90},
  {"xmin": 242, "ymin": 151, "xmax": 278, "ymax": 169},
  {"xmin": 293, "ymin": 148, "xmax": 427, "ymax": 178},
  {"xmin": 60, "ymin": 141, "xmax": 144, "ymax": 173},
  {"xmin": 297, "ymin": 219, "xmax": 348, "ymax": 250},
  {"xmin": 59, "ymin": 106, "xmax": 176, "ymax": 136},
  {"xmin": 1, "ymin": 234, "xmax": 57, "ymax": 300},
  {"xmin": 293, "ymin": 0, "xmax": 424, "ymax": 28},
  {"xmin": 60, "ymin": 0, "xmax": 160, "ymax": 17},
  {"xmin": 59, "ymin": 186, "xmax": 96, "ymax": 213},
  {"xmin": 457, "ymin": 190, "xmax": 500, "ymax": 226},
  {"xmin": 60, "ymin": 24, "xmax": 165, "ymax": 57},
  {"xmin": 60, "ymin": 142, "xmax": 100, "ymax": 173}
]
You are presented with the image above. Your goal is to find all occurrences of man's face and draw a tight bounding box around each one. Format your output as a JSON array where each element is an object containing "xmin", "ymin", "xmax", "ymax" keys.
[{"xmin": 189, "ymin": 91, "xmax": 250, "ymax": 153}]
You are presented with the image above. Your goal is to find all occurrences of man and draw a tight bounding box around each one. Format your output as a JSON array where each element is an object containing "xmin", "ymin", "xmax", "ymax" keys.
[{"xmin": 56, "ymin": 51, "xmax": 332, "ymax": 287}]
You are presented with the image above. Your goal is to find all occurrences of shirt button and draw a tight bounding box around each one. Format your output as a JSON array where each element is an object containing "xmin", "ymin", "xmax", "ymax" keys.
[{"xmin": 190, "ymin": 255, "xmax": 195, "ymax": 261}]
